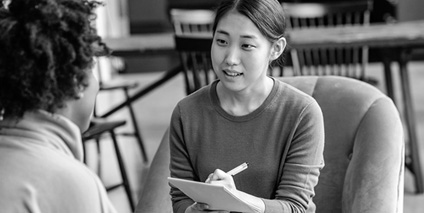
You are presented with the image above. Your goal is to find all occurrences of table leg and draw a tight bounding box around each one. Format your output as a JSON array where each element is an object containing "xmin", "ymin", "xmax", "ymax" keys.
[
  {"xmin": 383, "ymin": 57, "xmax": 395, "ymax": 103},
  {"xmin": 398, "ymin": 50, "xmax": 424, "ymax": 194},
  {"xmin": 100, "ymin": 64, "xmax": 183, "ymax": 118}
]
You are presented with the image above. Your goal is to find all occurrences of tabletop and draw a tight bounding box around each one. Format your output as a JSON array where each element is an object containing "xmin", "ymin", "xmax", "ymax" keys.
[
  {"xmin": 286, "ymin": 19, "xmax": 424, "ymax": 49},
  {"xmin": 102, "ymin": 20, "xmax": 424, "ymax": 54},
  {"xmin": 103, "ymin": 32, "xmax": 175, "ymax": 55}
]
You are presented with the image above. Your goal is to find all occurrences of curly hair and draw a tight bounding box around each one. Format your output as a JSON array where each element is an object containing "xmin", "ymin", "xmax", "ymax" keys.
[{"xmin": 0, "ymin": 0, "xmax": 109, "ymax": 119}]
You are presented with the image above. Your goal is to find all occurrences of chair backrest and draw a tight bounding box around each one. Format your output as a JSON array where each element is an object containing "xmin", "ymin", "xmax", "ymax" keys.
[
  {"xmin": 170, "ymin": 9, "xmax": 216, "ymax": 95},
  {"xmin": 279, "ymin": 76, "xmax": 403, "ymax": 213},
  {"xmin": 282, "ymin": 1, "xmax": 373, "ymax": 80},
  {"xmin": 135, "ymin": 76, "xmax": 404, "ymax": 213},
  {"xmin": 170, "ymin": 9, "xmax": 215, "ymax": 35}
]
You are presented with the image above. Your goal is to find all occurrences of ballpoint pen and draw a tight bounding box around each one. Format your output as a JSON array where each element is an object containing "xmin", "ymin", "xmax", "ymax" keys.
[{"xmin": 227, "ymin": 162, "xmax": 249, "ymax": 176}]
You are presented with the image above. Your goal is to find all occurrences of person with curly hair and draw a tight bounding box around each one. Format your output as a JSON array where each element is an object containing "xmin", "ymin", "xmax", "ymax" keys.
[{"xmin": 0, "ymin": 0, "xmax": 116, "ymax": 212}]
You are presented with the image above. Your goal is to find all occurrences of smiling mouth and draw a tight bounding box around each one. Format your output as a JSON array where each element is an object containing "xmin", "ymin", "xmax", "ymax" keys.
[{"xmin": 223, "ymin": 70, "xmax": 243, "ymax": 77}]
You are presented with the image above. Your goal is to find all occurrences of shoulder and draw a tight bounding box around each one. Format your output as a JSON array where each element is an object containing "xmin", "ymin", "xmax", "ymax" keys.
[
  {"xmin": 273, "ymin": 78, "xmax": 320, "ymax": 110},
  {"xmin": 0, "ymin": 147, "xmax": 103, "ymax": 212},
  {"xmin": 173, "ymin": 82, "xmax": 214, "ymax": 115},
  {"xmin": 179, "ymin": 84, "xmax": 211, "ymax": 105}
]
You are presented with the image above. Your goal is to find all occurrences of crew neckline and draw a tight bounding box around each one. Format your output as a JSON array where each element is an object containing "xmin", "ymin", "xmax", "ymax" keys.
[{"xmin": 209, "ymin": 77, "xmax": 279, "ymax": 122}]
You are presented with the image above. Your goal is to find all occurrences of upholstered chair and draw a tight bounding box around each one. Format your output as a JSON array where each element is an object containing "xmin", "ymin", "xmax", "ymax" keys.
[{"xmin": 135, "ymin": 76, "xmax": 404, "ymax": 213}]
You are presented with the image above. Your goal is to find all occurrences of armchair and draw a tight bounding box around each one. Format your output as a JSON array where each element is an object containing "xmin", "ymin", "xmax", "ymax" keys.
[{"xmin": 135, "ymin": 76, "xmax": 404, "ymax": 213}]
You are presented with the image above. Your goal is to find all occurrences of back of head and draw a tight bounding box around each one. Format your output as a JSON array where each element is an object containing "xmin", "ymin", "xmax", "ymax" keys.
[
  {"xmin": 0, "ymin": 0, "xmax": 108, "ymax": 120},
  {"xmin": 212, "ymin": 0, "xmax": 286, "ymax": 68}
]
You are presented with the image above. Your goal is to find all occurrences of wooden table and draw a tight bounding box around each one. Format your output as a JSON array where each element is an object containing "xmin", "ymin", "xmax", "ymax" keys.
[
  {"xmin": 287, "ymin": 20, "xmax": 424, "ymax": 194},
  {"xmin": 103, "ymin": 20, "xmax": 424, "ymax": 193},
  {"xmin": 287, "ymin": 20, "xmax": 424, "ymax": 49},
  {"xmin": 100, "ymin": 32, "xmax": 181, "ymax": 118},
  {"xmin": 103, "ymin": 33, "xmax": 175, "ymax": 56}
]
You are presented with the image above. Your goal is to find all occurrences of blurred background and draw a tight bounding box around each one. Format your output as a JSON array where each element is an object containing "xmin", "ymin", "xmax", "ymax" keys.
[
  {"xmin": 105, "ymin": 0, "xmax": 423, "ymax": 74},
  {"xmin": 83, "ymin": 1, "xmax": 424, "ymax": 213}
]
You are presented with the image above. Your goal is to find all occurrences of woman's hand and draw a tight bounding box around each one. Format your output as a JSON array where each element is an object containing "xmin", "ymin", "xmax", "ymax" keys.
[
  {"xmin": 185, "ymin": 202, "xmax": 229, "ymax": 213},
  {"xmin": 184, "ymin": 169, "xmax": 235, "ymax": 213},
  {"xmin": 205, "ymin": 169, "xmax": 236, "ymax": 190},
  {"xmin": 205, "ymin": 169, "xmax": 265, "ymax": 213}
]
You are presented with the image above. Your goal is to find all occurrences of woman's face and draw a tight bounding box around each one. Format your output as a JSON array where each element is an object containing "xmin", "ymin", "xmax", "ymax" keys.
[{"xmin": 211, "ymin": 11, "xmax": 274, "ymax": 93}]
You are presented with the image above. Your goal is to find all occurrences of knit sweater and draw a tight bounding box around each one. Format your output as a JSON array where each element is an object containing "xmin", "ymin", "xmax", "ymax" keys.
[
  {"xmin": 170, "ymin": 78, "xmax": 325, "ymax": 213},
  {"xmin": 0, "ymin": 110, "xmax": 117, "ymax": 213}
]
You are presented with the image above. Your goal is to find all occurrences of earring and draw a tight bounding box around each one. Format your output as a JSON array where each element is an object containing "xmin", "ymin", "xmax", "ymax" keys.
[
  {"xmin": 75, "ymin": 84, "xmax": 85, "ymax": 99},
  {"xmin": 2, "ymin": 0, "xmax": 10, "ymax": 9},
  {"xmin": 0, "ymin": 108, "xmax": 5, "ymax": 121},
  {"xmin": 76, "ymin": 92, "xmax": 84, "ymax": 99}
]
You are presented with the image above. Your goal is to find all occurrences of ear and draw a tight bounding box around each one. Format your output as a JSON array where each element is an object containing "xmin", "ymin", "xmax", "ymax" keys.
[{"xmin": 270, "ymin": 37, "xmax": 286, "ymax": 60}]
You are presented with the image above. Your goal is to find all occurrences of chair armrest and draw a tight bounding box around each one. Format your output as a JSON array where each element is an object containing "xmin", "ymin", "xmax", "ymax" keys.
[
  {"xmin": 343, "ymin": 97, "xmax": 404, "ymax": 212},
  {"xmin": 135, "ymin": 129, "xmax": 173, "ymax": 213},
  {"xmin": 82, "ymin": 118, "xmax": 126, "ymax": 141},
  {"xmin": 99, "ymin": 81, "xmax": 138, "ymax": 91}
]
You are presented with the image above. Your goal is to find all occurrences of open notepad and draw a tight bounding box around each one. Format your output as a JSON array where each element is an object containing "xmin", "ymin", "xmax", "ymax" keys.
[{"xmin": 168, "ymin": 177, "xmax": 253, "ymax": 212}]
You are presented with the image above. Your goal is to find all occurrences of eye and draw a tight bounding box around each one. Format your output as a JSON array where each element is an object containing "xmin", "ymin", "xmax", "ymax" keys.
[
  {"xmin": 215, "ymin": 39, "xmax": 228, "ymax": 46},
  {"xmin": 241, "ymin": 43, "xmax": 255, "ymax": 50}
]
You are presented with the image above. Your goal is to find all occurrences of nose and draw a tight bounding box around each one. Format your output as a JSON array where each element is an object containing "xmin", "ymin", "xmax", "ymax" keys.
[{"xmin": 224, "ymin": 46, "xmax": 240, "ymax": 66}]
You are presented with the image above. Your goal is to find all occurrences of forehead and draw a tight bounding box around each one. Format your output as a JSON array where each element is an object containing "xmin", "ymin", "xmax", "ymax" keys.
[{"xmin": 215, "ymin": 11, "xmax": 264, "ymax": 39}]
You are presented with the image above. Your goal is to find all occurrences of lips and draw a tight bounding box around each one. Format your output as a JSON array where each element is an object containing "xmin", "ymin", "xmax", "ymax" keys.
[{"xmin": 223, "ymin": 69, "xmax": 243, "ymax": 77}]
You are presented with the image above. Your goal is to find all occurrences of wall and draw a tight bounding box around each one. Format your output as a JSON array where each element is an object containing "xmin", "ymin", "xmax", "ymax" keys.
[
  {"xmin": 398, "ymin": 0, "xmax": 424, "ymax": 21},
  {"xmin": 128, "ymin": 0, "xmax": 171, "ymax": 33}
]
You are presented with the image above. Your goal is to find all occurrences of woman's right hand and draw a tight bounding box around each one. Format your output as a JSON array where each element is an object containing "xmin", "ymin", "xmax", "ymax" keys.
[{"xmin": 185, "ymin": 202, "xmax": 229, "ymax": 213}]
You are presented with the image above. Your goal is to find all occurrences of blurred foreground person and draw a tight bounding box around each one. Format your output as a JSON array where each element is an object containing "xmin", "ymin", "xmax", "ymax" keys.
[{"xmin": 0, "ymin": 0, "xmax": 116, "ymax": 212}]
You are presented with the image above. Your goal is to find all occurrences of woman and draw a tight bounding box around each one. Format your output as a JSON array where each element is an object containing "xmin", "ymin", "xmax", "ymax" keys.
[
  {"xmin": 0, "ymin": 0, "xmax": 116, "ymax": 212},
  {"xmin": 169, "ymin": 0, "xmax": 325, "ymax": 212}
]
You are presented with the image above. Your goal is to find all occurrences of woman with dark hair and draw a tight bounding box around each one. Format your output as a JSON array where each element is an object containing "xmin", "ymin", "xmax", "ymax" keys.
[
  {"xmin": 0, "ymin": 0, "xmax": 116, "ymax": 212},
  {"xmin": 169, "ymin": 0, "xmax": 325, "ymax": 212}
]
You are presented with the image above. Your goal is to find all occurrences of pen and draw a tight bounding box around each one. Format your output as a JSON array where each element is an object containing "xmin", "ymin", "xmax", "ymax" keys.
[{"xmin": 227, "ymin": 162, "xmax": 249, "ymax": 176}]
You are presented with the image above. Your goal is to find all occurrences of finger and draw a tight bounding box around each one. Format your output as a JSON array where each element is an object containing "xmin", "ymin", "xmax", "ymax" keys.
[
  {"xmin": 209, "ymin": 169, "xmax": 228, "ymax": 181},
  {"xmin": 205, "ymin": 173, "xmax": 213, "ymax": 183},
  {"xmin": 193, "ymin": 202, "xmax": 210, "ymax": 211}
]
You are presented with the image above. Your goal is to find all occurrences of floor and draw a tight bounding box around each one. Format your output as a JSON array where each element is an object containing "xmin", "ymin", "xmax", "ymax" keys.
[{"xmin": 85, "ymin": 61, "xmax": 424, "ymax": 213}]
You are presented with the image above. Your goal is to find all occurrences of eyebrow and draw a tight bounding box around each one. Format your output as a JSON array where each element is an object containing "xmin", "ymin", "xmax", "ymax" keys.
[{"xmin": 215, "ymin": 30, "xmax": 258, "ymax": 39}]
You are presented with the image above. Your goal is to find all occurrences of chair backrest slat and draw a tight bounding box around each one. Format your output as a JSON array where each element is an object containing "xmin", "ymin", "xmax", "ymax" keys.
[
  {"xmin": 170, "ymin": 9, "xmax": 216, "ymax": 94},
  {"xmin": 282, "ymin": 1, "xmax": 373, "ymax": 81}
]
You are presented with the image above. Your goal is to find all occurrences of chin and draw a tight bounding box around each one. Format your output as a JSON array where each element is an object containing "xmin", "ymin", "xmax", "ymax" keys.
[
  {"xmin": 80, "ymin": 121, "xmax": 91, "ymax": 133},
  {"xmin": 220, "ymin": 80, "xmax": 245, "ymax": 92},
  {"xmin": 81, "ymin": 114, "xmax": 93, "ymax": 132}
]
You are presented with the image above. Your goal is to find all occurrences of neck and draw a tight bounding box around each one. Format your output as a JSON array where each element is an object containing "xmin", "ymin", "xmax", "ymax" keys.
[{"xmin": 217, "ymin": 77, "xmax": 274, "ymax": 116}]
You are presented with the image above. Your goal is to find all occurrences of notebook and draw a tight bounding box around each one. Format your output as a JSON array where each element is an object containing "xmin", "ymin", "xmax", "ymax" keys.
[{"xmin": 168, "ymin": 177, "xmax": 253, "ymax": 212}]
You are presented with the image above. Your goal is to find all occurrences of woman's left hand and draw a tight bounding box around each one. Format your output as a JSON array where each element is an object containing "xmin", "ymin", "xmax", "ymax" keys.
[
  {"xmin": 205, "ymin": 169, "xmax": 265, "ymax": 213},
  {"xmin": 205, "ymin": 169, "xmax": 236, "ymax": 190}
]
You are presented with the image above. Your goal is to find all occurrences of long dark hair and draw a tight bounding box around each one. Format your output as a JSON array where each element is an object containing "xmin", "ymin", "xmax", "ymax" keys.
[
  {"xmin": 0, "ymin": 0, "xmax": 109, "ymax": 119},
  {"xmin": 212, "ymin": 0, "xmax": 286, "ymax": 69}
]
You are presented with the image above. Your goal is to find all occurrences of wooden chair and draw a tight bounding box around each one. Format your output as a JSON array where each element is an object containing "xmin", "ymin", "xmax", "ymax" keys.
[
  {"xmin": 80, "ymin": 58, "xmax": 147, "ymax": 212},
  {"xmin": 170, "ymin": 9, "xmax": 215, "ymax": 35},
  {"xmin": 169, "ymin": 9, "xmax": 216, "ymax": 95},
  {"xmin": 82, "ymin": 119, "xmax": 135, "ymax": 212},
  {"xmin": 281, "ymin": 1, "xmax": 375, "ymax": 84},
  {"xmin": 93, "ymin": 57, "xmax": 148, "ymax": 163}
]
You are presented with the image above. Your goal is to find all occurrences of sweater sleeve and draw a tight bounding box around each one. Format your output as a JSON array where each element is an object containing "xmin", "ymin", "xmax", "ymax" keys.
[
  {"xmin": 263, "ymin": 100, "xmax": 325, "ymax": 213},
  {"xmin": 169, "ymin": 104, "xmax": 196, "ymax": 213}
]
